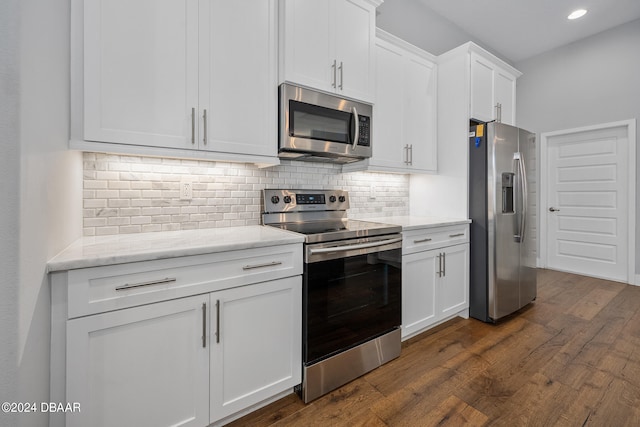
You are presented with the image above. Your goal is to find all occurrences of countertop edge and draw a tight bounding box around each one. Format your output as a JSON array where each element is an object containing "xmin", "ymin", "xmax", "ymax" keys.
[
  {"xmin": 47, "ymin": 227, "xmax": 305, "ymax": 273},
  {"xmin": 361, "ymin": 216, "xmax": 472, "ymax": 231}
]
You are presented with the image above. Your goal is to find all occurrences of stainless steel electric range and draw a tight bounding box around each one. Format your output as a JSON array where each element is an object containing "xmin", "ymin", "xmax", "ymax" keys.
[{"xmin": 262, "ymin": 189, "xmax": 402, "ymax": 403}]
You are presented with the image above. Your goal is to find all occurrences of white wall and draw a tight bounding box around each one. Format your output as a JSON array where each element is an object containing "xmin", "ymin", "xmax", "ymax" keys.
[
  {"xmin": 0, "ymin": 0, "xmax": 21, "ymax": 424},
  {"xmin": 515, "ymin": 18, "xmax": 640, "ymax": 271},
  {"xmin": 2, "ymin": 0, "xmax": 82, "ymax": 426}
]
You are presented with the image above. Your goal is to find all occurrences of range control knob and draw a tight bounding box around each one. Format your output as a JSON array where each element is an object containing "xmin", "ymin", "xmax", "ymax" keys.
[
  {"xmin": 283, "ymin": 195, "xmax": 292, "ymax": 204},
  {"xmin": 338, "ymin": 195, "xmax": 346, "ymax": 203},
  {"xmin": 270, "ymin": 195, "xmax": 280, "ymax": 204},
  {"xmin": 329, "ymin": 195, "xmax": 337, "ymax": 203}
]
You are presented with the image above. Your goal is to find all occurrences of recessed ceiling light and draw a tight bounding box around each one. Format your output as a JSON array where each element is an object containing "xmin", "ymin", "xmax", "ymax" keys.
[{"xmin": 568, "ymin": 9, "xmax": 587, "ymax": 20}]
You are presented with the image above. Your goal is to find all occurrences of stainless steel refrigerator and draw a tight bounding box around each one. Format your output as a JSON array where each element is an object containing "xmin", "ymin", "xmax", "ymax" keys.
[{"xmin": 469, "ymin": 122, "xmax": 537, "ymax": 322}]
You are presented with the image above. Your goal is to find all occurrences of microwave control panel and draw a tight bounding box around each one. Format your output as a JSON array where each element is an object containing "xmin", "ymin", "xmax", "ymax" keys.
[{"xmin": 358, "ymin": 116, "xmax": 371, "ymax": 147}]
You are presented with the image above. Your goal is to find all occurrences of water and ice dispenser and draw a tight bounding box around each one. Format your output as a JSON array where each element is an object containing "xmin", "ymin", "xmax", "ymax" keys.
[{"xmin": 501, "ymin": 172, "xmax": 514, "ymax": 213}]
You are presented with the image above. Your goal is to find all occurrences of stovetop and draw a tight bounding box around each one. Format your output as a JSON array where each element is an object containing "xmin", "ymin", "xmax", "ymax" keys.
[
  {"xmin": 261, "ymin": 189, "xmax": 401, "ymax": 244},
  {"xmin": 267, "ymin": 219, "xmax": 401, "ymax": 244}
]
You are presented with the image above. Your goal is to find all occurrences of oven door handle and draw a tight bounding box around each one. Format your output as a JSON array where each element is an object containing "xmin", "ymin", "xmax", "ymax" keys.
[{"xmin": 309, "ymin": 237, "xmax": 402, "ymax": 254}]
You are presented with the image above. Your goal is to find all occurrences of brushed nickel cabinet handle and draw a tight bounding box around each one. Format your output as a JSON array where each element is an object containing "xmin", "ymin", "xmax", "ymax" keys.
[
  {"xmin": 115, "ymin": 277, "xmax": 176, "ymax": 291},
  {"xmin": 202, "ymin": 302, "xmax": 206, "ymax": 348},
  {"xmin": 203, "ymin": 109, "xmax": 208, "ymax": 145},
  {"xmin": 215, "ymin": 299, "xmax": 220, "ymax": 344},
  {"xmin": 437, "ymin": 253, "xmax": 442, "ymax": 278},
  {"xmin": 191, "ymin": 107, "xmax": 195, "ymax": 145},
  {"xmin": 414, "ymin": 238, "xmax": 432, "ymax": 244},
  {"xmin": 449, "ymin": 233, "xmax": 465, "ymax": 238},
  {"xmin": 443, "ymin": 252, "xmax": 446, "ymax": 277},
  {"xmin": 332, "ymin": 60, "xmax": 337, "ymax": 88},
  {"xmin": 242, "ymin": 261, "xmax": 283, "ymax": 270},
  {"xmin": 338, "ymin": 61, "xmax": 343, "ymax": 90}
]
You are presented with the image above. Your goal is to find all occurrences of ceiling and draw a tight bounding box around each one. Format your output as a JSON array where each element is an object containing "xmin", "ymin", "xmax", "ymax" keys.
[{"xmin": 418, "ymin": 0, "xmax": 640, "ymax": 62}]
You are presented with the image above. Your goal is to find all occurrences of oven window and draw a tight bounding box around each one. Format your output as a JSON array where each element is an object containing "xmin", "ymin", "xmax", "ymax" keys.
[
  {"xmin": 289, "ymin": 100, "xmax": 352, "ymax": 144},
  {"xmin": 303, "ymin": 248, "xmax": 401, "ymax": 365}
]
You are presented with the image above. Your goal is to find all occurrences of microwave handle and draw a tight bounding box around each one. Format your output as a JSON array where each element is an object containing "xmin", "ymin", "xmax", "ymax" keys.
[{"xmin": 351, "ymin": 107, "xmax": 359, "ymax": 149}]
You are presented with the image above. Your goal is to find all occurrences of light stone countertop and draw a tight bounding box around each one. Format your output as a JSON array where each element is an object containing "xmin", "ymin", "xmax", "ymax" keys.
[
  {"xmin": 362, "ymin": 216, "xmax": 471, "ymax": 231},
  {"xmin": 47, "ymin": 226, "xmax": 305, "ymax": 273}
]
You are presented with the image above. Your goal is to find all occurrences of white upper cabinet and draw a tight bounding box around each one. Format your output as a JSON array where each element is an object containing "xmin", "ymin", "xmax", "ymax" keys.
[
  {"xmin": 83, "ymin": 0, "xmax": 199, "ymax": 150},
  {"xmin": 200, "ymin": 0, "xmax": 277, "ymax": 157},
  {"xmin": 344, "ymin": 29, "xmax": 437, "ymax": 174},
  {"xmin": 404, "ymin": 52, "xmax": 437, "ymax": 171},
  {"xmin": 76, "ymin": 0, "xmax": 278, "ymax": 164},
  {"xmin": 469, "ymin": 50, "xmax": 519, "ymax": 125},
  {"xmin": 279, "ymin": 0, "xmax": 381, "ymax": 102}
]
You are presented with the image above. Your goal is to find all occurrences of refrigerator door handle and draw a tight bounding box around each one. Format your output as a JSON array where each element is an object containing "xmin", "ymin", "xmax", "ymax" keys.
[{"xmin": 517, "ymin": 154, "xmax": 528, "ymax": 243}]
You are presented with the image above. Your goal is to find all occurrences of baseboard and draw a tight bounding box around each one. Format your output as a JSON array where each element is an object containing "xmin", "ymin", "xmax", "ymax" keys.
[{"xmin": 634, "ymin": 274, "xmax": 640, "ymax": 286}]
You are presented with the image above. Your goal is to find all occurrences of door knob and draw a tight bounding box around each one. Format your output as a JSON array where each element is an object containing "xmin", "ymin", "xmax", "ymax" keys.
[{"xmin": 548, "ymin": 207, "xmax": 560, "ymax": 212}]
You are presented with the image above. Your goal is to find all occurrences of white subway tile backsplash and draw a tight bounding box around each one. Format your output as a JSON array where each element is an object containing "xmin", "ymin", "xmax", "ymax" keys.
[{"xmin": 83, "ymin": 153, "xmax": 409, "ymax": 236}]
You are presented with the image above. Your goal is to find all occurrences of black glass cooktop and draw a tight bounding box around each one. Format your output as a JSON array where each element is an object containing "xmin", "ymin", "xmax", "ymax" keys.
[{"xmin": 267, "ymin": 219, "xmax": 401, "ymax": 244}]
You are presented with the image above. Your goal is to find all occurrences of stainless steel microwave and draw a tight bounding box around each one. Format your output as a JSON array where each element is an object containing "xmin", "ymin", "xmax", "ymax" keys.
[{"xmin": 278, "ymin": 83, "xmax": 372, "ymax": 163}]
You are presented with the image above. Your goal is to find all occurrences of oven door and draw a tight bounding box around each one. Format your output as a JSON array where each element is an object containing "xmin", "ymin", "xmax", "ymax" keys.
[{"xmin": 303, "ymin": 235, "xmax": 402, "ymax": 365}]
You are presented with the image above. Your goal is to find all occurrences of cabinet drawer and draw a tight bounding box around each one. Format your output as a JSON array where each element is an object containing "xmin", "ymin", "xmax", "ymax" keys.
[
  {"xmin": 403, "ymin": 224, "xmax": 469, "ymax": 255},
  {"xmin": 67, "ymin": 244, "xmax": 302, "ymax": 318}
]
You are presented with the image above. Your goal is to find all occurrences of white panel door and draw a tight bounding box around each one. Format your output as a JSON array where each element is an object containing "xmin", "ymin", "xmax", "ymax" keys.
[
  {"xmin": 494, "ymin": 68, "xmax": 516, "ymax": 125},
  {"xmin": 280, "ymin": 0, "xmax": 333, "ymax": 93},
  {"xmin": 469, "ymin": 52, "xmax": 494, "ymax": 123},
  {"xmin": 546, "ymin": 125, "xmax": 630, "ymax": 282},
  {"xmin": 402, "ymin": 250, "xmax": 437, "ymax": 339},
  {"xmin": 66, "ymin": 295, "xmax": 209, "ymax": 427},
  {"xmin": 210, "ymin": 277, "xmax": 302, "ymax": 424},
  {"xmin": 439, "ymin": 244, "xmax": 469, "ymax": 318},
  {"xmin": 372, "ymin": 39, "xmax": 405, "ymax": 169},
  {"xmin": 405, "ymin": 55, "xmax": 437, "ymax": 172},
  {"xmin": 84, "ymin": 0, "xmax": 199, "ymax": 149},
  {"xmin": 332, "ymin": 0, "xmax": 375, "ymax": 102},
  {"xmin": 201, "ymin": 0, "xmax": 277, "ymax": 156}
]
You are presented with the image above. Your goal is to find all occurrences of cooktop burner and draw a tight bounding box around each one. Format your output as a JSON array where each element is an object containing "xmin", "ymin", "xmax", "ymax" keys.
[{"xmin": 262, "ymin": 189, "xmax": 401, "ymax": 244}]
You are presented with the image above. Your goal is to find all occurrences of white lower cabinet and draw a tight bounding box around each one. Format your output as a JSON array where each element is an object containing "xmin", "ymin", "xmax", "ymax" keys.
[
  {"xmin": 438, "ymin": 244, "xmax": 469, "ymax": 319},
  {"xmin": 402, "ymin": 250, "xmax": 438, "ymax": 338},
  {"xmin": 401, "ymin": 225, "xmax": 469, "ymax": 340},
  {"xmin": 210, "ymin": 277, "xmax": 301, "ymax": 423},
  {"xmin": 52, "ymin": 245, "xmax": 302, "ymax": 427},
  {"xmin": 67, "ymin": 295, "xmax": 210, "ymax": 427}
]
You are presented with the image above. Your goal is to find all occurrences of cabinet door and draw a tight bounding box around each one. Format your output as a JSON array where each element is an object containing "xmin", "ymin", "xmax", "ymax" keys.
[
  {"xmin": 84, "ymin": 0, "xmax": 199, "ymax": 149},
  {"xmin": 371, "ymin": 39, "xmax": 406, "ymax": 169},
  {"xmin": 280, "ymin": 0, "xmax": 333, "ymax": 93},
  {"xmin": 210, "ymin": 277, "xmax": 302, "ymax": 424},
  {"xmin": 494, "ymin": 68, "xmax": 516, "ymax": 125},
  {"xmin": 332, "ymin": 0, "xmax": 375, "ymax": 102},
  {"xmin": 439, "ymin": 244, "xmax": 470, "ymax": 318},
  {"xmin": 405, "ymin": 55, "xmax": 437, "ymax": 172},
  {"xmin": 402, "ymin": 250, "xmax": 438, "ymax": 340},
  {"xmin": 66, "ymin": 295, "xmax": 209, "ymax": 427},
  {"xmin": 200, "ymin": 0, "xmax": 277, "ymax": 156},
  {"xmin": 470, "ymin": 52, "xmax": 495, "ymax": 123}
]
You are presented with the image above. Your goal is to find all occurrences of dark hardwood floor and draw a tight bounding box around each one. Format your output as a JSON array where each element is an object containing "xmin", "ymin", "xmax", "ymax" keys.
[{"xmin": 229, "ymin": 269, "xmax": 640, "ymax": 426}]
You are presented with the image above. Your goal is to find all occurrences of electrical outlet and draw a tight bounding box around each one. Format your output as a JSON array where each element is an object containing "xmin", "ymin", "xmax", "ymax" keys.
[{"xmin": 180, "ymin": 180, "xmax": 193, "ymax": 200}]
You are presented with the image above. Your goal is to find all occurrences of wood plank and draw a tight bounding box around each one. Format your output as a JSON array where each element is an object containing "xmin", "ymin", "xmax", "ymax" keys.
[{"xmin": 567, "ymin": 287, "xmax": 622, "ymax": 320}]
